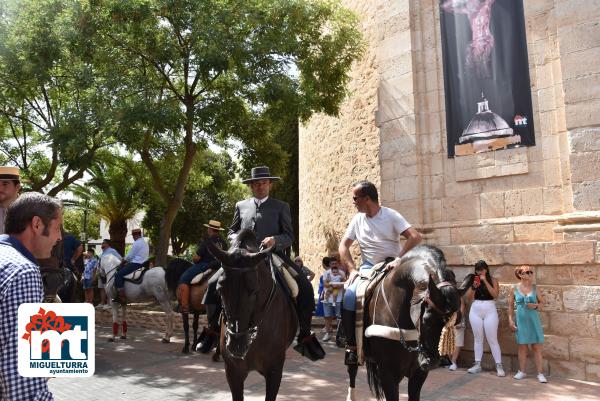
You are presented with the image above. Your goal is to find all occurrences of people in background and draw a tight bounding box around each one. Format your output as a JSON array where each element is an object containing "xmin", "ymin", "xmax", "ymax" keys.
[
  {"xmin": 321, "ymin": 257, "xmax": 345, "ymax": 341},
  {"xmin": 465, "ymin": 260, "xmax": 505, "ymax": 377},
  {"xmin": 294, "ymin": 256, "xmax": 316, "ymax": 282},
  {"xmin": 82, "ymin": 248, "xmax": 98, "ymax": 304},
  {"xmin": 508, "ymin": 265, "xmax": 547, "ymax": 383}
]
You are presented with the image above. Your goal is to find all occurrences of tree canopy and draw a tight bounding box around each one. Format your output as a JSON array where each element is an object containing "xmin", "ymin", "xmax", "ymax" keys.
[{"xmin": 0, "ymin": 0, "xmax": 363, "ymax": 264}]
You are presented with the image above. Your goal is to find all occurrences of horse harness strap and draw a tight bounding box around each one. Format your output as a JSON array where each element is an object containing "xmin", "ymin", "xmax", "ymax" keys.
[
  {"xmin": 225, "ymin": 252, "xmax": 277, "ymax": 342},
  {"xmin": 417, "ymin": 280, "xmax": 454, "ymax": 316},
  {"xmin": 375, "ymin": 269, "xmax": 422, "ymax": 353}
]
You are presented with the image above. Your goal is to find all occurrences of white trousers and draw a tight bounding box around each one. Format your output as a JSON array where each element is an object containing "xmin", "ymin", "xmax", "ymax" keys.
[{"xmin": 469, "ymin": 300, "xmax": 502, "ymax": 364}]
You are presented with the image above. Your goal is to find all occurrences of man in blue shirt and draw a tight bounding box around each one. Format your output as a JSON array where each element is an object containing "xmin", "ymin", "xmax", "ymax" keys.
[
  {"xmin": 0, "ymin": 192, "xmax": 63, "ymax": 401},
  {"xmin": 113, "ymin": 228, "xmax": 149, "ymax": 304}
]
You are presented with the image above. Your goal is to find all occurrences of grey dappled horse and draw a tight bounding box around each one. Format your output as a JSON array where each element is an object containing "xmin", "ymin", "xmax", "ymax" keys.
[{"xmin": 99, "ymin": 253, "xmax": 174, "ymax": 342}]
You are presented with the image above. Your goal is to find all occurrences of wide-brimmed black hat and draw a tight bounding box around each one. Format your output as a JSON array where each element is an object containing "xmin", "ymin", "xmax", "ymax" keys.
[{"xmin": 241, "ymin": 166, "xmax": 280, "ymax": 184}]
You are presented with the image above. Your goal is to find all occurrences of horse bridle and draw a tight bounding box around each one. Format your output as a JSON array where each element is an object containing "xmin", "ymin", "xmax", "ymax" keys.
[
  {"xmin": 377, "ymin": 275, "xmax": 454, "ymax": 352},
  {"xmin": 222, "ymin": 251, "xmax": 277, "ymax": 347}
]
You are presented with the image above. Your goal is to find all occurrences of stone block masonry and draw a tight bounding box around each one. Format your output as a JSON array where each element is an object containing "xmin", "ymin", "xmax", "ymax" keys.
[{"xmin": 299, "ymin": 0, "xmax": 600, "ymax": 382}]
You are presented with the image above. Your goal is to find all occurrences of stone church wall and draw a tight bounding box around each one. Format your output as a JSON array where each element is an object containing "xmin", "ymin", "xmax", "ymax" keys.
[{"xmin": 299, "ymin": 0, "xmax": 600, "ymax": 381}]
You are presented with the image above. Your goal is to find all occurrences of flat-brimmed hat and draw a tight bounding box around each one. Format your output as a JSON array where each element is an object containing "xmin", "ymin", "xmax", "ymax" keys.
[
  {"xmin": 203, "ymin": 220, "xmax": 225, "ymax": 231},
  {"xmin": 241, "ymin": 166, "xmax": 280, "ymax": 184},
  {"xmin": 0, "ymin": 166, "xmax": 22, "ymax": 182}
]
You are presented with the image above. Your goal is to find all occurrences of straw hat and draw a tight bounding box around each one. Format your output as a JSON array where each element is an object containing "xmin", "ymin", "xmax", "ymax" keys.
[
  {"xmin": 203, "ymin": 220, "xmax": 225, "ymax": 231},
  {"xmin": 0, "ymin": 166, "xmax": 22, "ymax": 181}
]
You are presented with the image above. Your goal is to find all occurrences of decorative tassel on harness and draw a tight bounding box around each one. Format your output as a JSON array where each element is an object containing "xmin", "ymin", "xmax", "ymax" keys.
[{"xmin": 437, "ymin": 312, "xmax": 457, "ymax": 357}]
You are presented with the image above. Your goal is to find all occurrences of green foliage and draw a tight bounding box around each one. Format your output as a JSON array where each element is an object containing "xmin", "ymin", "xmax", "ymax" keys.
[
  {"xmin": 141, "ymin": 148, "xmax": 248, "ymax": 255},
  {"xmin": 0, "ymin": 0, "xmax": 116, "ymax": 195},
  {"xmin": 69, "ymin": 154, "xmax": 144, "ymax": 255},
  {"xmin": 62, "ymin": 205, "xmax": 101, "ymax": 242}
]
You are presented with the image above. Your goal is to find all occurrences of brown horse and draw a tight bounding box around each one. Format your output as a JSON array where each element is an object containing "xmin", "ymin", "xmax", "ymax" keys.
[
  {"xmin": 166, "ymin": 258, "xmax": 217, "ymax": 354},
  {"xmin": 208, "ymin": 229, "xmax": 297, "ymax": 401},
  {"xmin": 348, "ymin": 245, "xmax": 461, "ymax": 401}
]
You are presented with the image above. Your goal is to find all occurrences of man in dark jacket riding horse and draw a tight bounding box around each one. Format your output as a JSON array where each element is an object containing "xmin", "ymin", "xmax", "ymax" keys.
[{"xmin": 202, "ymin": 166, "xmax": 324, "ymax": 360}]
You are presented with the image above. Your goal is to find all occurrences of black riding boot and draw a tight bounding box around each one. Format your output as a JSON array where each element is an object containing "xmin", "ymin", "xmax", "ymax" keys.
[
  {"xmin": 198, "ymin": 303, "xmax": 220, "ymax": 353},
  {"xmin": 292, "ymin": 302, "xmax": 326, "ymax": 361},
  {"xmin": 342, "ymin": 309, "xmax": 358, "ymax": 365}
]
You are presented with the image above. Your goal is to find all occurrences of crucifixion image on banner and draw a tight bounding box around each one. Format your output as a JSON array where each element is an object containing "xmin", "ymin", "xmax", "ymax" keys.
[{"xmin": 439, "ymin": 0, "xmax": 535, "ymax": 157}]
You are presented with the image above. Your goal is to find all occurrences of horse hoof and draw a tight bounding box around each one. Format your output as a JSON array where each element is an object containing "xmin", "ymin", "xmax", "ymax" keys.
[
  {"xmin": 182, "ymin": 347, "xmax": 190, "ymax": 354},
  {"xmin": 120, "ymin": 336, "xmax": 127, "ymax": 340},
  {"xmin": 211, "ymin": 353, "xmax": 221, "ymax": 363},
  {"xmin": 108, "ymin": 338, "xmax": 115, "ymax": 342},
  {"xmin": 162, "ymin": 338, "xmax": 170, "ymax": 343}
]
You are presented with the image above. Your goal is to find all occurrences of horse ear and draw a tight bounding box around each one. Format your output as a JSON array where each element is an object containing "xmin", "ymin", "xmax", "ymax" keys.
[
  {"xmin": 428, "ymin": 278, "xmax": 444, "ymax": 306},
  {"xmin": 207, "ymin": 240, "xmax": 233, "ymax": 265}
]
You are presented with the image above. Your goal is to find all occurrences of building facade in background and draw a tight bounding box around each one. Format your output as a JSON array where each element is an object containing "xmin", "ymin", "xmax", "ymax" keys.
[{"xmin": 299, "ymin": 0, "xmax": 600, "ymax": 381}]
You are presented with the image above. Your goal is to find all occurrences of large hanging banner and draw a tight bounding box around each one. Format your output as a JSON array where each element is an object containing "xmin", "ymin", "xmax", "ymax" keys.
[{"xmin": 439, "ymin": 0, "xmax": 535, "ymax": 157}]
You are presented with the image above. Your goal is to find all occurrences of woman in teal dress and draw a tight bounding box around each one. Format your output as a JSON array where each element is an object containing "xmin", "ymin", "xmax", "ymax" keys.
[{"xmin": 508, "ymin": 265, "xmax": 547, "ymax": 383}]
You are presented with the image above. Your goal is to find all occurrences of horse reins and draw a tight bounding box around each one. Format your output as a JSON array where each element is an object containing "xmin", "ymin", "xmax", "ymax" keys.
[
  {"xmin": 375, "ymin": 274, "xmax": 454, "ymax": 353},
  {"xmin": 224, "ymin": 248, "xmax": 277, "ymax": 342}
]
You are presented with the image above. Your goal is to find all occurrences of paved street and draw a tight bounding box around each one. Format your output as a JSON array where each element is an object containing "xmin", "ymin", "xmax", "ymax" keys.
[{"xmin": 49, "ymin": 324, "xmax": 600, "ymax": 401}]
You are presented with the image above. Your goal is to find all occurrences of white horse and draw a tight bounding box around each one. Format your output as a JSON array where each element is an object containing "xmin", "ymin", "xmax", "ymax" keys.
[{"xmin": 99, "ymin": 253, "xmax": 174, "ymax": 343}]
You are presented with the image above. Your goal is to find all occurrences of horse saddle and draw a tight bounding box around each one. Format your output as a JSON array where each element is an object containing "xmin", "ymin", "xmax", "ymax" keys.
[
  {"xmin": 269, "ymin": 253, "xmax": 299, "ymax": 299},
  {"xmin": 190, "ymin": 269, "xmax": 214, "ymax": 285},
  {"xmin": 124, "ymin": 267, "xmax": 150, "ymax": 284}
]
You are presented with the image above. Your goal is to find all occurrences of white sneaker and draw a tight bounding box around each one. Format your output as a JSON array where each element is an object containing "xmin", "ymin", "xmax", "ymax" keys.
[
  {"xmin": 448, "ymin": 363, "xmax": 458, "ymax": 371},
  {"xmin": 467, "ymin": 363, "xmax": 482, "ymax": 374},
  {"xmin": 496, "ymin": 363, "xmax": 506, "ymax": 377},
  {"xmin": 322, "ymin": 332, "xmax": 331, "ymax": 341},
  {"xmin": 102, "ymin": 304, "xmax": 112, "ymax": 310},
  {"xmin": 513, "ymin": 371, "xmax": 527, "ymax": 380},
  {"xmin": 537, "ymin": 373, "xmax": 548, "ymax": 383}
]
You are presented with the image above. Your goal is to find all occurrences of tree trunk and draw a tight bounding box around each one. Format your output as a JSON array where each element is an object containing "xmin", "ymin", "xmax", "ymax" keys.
[
  {"xmin": 109, "ymin": 219, "xmax": 128, "ymax": 257},
  {"xmin": 153, "ymin": 106, "xmax": 198, "ymax": 266}
]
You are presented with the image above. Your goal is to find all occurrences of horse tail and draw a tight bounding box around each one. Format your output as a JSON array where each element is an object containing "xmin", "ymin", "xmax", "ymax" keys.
[
  {"xmin": 365, "ymin": 359, "xmax": 385, "ymax": 400},
  {"xmin": 363, "ymin": 281, "xmax": 385, "ymax": 401}
]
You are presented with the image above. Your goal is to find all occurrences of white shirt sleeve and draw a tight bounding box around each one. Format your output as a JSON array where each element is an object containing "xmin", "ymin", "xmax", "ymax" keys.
[{"xmin": 390, "ymin": 209, "xmax": 411, "ymax": 237}]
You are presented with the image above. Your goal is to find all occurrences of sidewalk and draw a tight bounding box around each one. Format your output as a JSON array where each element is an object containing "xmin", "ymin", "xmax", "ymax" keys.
[{"xmin": 48, "ymin": 324, "xmax": 600, "ymax": 401}]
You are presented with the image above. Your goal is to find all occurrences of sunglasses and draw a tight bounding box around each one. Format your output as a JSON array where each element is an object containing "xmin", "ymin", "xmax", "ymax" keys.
[
  {"xmin": 520, "ymin": 271, "xmax": 534, "ymax": 275},
  {"xmin": 352, "ymin": 195, "xmax": 366, "ymax": 202}
]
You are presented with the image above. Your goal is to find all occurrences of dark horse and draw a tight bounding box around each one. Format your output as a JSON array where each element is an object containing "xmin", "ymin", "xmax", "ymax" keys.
[
  {"xmin": 208, "ymin": 229, "xmax": 297, "ymax": 401},
  {"xmin": 348, "ymin": 245, "xmax": 461, "ymax": 401},
  {"xmin": 165, "ymin": 258, "xmax": 217, "ymax": 355}
]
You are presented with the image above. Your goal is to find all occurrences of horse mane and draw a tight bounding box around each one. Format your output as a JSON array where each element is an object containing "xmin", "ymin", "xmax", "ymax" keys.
[
  {"xmin": 165, "ymin": 258, "xmax": 193, "ymax": 294},
  {"xmin": 233, "ymin": 229, "xmax": 259, "ymax": 252}
]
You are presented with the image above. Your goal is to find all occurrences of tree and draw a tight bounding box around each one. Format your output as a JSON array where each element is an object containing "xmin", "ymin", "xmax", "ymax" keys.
[
  {"xmin": 71, "ymin": 156, "xmax": 143, "ymax": 256},
  {"xmin": 0, "ymin": 0, "xmax": 116, "ymax": 195},
  {"xmin": 141, "ymin": 148, "xmax": 247, "ymax": 255},
  {"xmin": 82, "ymin": 0, "xmax": 363, "ymax": 265},
  {"xmin": 62, "ymin": 201, "xmax": 101, "ymax": 243}
]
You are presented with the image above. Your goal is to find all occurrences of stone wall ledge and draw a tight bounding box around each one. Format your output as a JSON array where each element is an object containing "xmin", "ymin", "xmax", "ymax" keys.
[
  {"xmin": 438, "ymin": 241, "xmax": 596, "ymax": 265},
  {"xmin": 417, "ymin": 210, "xmax": 600, "ymax": 232}
]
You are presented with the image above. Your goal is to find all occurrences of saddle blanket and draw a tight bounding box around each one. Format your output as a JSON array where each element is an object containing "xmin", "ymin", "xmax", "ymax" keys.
[
  {"xmin": 190, "ymin": 270, "xmax": 214, "ymax": 285},
  {"xmin": 124, "ymin": 267, "xmax": 146, "ymax": 280}
]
